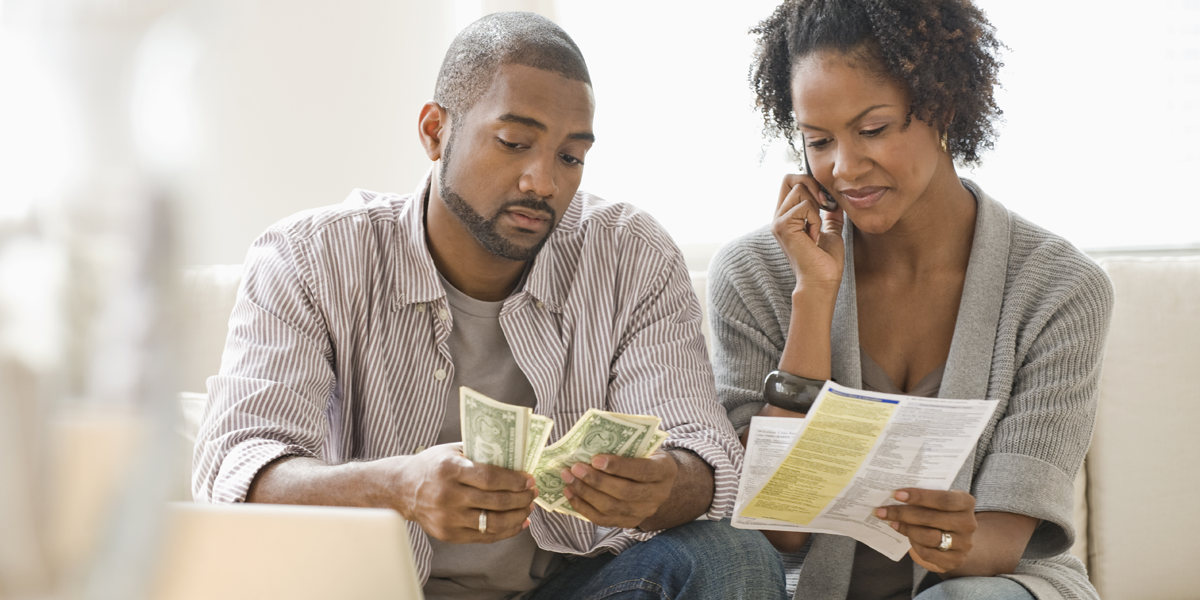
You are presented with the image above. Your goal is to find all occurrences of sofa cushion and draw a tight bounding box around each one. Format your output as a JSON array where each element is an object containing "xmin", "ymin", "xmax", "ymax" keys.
[
  {"xmin": 1088, "ymin": 257, "xmax": 1200, "ymax": 600},
  {"xmin": 178, "ymin": 265, "xmax": 244, "ymax": 394}
]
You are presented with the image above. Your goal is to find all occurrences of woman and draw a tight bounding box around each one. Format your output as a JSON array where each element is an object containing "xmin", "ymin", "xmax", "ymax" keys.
[{"xmin": 709, "ymin": 1, "xmax": 1112, "ymax": 599}]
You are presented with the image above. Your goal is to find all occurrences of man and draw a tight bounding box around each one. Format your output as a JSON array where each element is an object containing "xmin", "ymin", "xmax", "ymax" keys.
[{"xmin": 193, "ymin": 12, "xmax": 785, "ymax": 600}]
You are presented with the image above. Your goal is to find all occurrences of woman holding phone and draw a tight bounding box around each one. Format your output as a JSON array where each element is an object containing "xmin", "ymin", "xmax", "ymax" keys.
[{"xmin": 709, "ymin": 1, "xmax": 1111, "ymax": 599}]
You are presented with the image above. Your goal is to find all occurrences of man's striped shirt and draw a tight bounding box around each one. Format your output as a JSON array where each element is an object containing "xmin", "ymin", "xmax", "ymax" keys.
[{"xmin": 192, "ymin": 174, "xmax": 743, "ymax": 583}]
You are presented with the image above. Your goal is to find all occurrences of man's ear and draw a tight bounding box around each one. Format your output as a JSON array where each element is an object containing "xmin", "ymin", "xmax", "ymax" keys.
[{"xmin": 418, "ymin": 102, "xmax": 450, "ymax": 161}]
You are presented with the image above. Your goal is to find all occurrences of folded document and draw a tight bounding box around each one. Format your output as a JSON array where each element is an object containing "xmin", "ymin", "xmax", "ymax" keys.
[{"xmin": 732, "ymin": 381, "xmax": 998, "ymax": 560}]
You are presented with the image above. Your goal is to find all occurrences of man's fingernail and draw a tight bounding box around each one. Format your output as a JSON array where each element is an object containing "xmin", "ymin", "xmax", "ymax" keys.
[
  {"xmin": 526, "ymin": 477, "xmax": 535, "ymax": 490},
  {"xmin": 890, "ymin": 520, "xmax": 900, "ymax": 531},
  {"xmin": 523, "ymin": 519, "xmax": 530, "ymax": 529},
  {"xmin": 563, "ymin": 488, "xmax": 574, "ymax": 499},
  {"xmin": 875, "ymin": 508, "xmax": 887, "ymax": 519},
  {"xmin": 561, "ymin": 469, "xmax": 574, "ymax": 484},
  {"xmin": 571, "ymin": 463, "xmax": 588, "ymax": 478},
  {"xmin": 593, "ymin": 456, "xmax": 609, "ymax": 470},
  {"xmin": 894, "ymin": 490, "xmax": 909, "ymax": 502}
]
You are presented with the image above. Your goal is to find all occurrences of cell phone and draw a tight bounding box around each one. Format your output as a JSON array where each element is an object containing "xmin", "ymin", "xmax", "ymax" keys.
[{"xmin": 799, "ymin": 135, "xmax": 838, "ymax": 211}]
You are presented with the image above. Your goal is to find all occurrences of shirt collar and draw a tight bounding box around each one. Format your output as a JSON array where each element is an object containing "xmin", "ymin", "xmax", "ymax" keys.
[{"xmin": 391, "ymin": 170, "xmax": 444, "ymax": 307}]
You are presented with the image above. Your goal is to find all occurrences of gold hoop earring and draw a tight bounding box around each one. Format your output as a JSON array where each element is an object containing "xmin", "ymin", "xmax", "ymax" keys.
[{"xmin": 940, "ymin": 132, "xmax": 949, "ymax": 153}]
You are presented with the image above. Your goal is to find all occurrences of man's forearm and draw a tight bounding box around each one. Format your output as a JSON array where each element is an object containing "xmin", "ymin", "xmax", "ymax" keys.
[
  {"xmin": 246, "ymin": 455, "xmax": 390, "ymax": 509},
  {"xmin": 637, "ymin": 449, "xmax": 715, "ymax": 531},
  {"xmin": 247, "ymin": 446, "xmax": 538, "ymax": 544}
]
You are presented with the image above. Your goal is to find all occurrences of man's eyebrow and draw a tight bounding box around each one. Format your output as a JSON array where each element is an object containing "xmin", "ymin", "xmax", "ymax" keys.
[
  {"xmin": 498, "ymin": 113, "xmax": 547, "ymax": 131},
  {"xmin": 497, "ymin": 113, "xmax": 595, "ymax": 143},
  {"xmin": 797, "ymin": 104, "xmax": 893, "ymax": 131}
]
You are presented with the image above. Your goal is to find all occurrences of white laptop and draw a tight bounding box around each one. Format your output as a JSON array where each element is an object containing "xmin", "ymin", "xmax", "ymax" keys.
[{"xmin": 152, "ymin": 502, "xmax": 424, "ymax": 600}]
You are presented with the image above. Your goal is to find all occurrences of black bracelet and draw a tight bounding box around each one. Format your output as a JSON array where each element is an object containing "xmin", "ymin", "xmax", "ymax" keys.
[{"xmin": 762, "ymin": 370, "xmax": 825, "ymax": 414}]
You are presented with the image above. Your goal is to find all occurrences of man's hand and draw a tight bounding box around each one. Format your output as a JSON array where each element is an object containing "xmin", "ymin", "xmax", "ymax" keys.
[
  {"xmin": 559, "ymin": 451, "xmax": 679, "ymax": 529},
  {"xmin": 386, "ymin": 444, "xmax": 538, "ymax": 544}
]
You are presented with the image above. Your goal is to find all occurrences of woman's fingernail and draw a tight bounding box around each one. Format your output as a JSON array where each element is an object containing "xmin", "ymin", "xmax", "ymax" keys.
[
  {"xmin": 894, "ymin": 490, "xmax": 909, "ymax": 502},
  {"xmin": 875, "ymin": 508, "xmax": 887, "ymax": 519}
]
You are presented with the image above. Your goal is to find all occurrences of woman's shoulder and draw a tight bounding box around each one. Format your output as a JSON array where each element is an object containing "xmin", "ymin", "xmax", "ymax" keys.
[
  {"xmin": 985, "ymin": 202, "xmax": 1114, "ymax": 326},
  {"xmin": 963, "ymin": 179, "xmax": 1111, "ymax": 306},
  {"xmin": 1007, "ymin": 211, "xmax": 1112, "ymax": 301}
]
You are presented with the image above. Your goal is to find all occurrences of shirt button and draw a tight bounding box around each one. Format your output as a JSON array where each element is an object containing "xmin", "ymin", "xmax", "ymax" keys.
[
  {"xmin": 535, "ymin": 300, "xmax": 545, "ymax": 309},
  {"xmin": 434, "ymin": 368, "xmax": 447, "ymax": 381},
  {"xmin": 415, "ymin": 304, "xmax": 425, "ymax": 313},
  {"xmin": 437, "ymin": 308, "xmax": 449, "ymax": 320},
  {"xmin": 414, "ymin": 446, "xmax": 426, "ymax": 454}
]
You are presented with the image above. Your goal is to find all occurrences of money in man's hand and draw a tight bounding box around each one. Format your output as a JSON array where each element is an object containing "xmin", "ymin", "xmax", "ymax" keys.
[{"xmin": 458, "ymin": 387, "xmax": 669, "ymax": 522}]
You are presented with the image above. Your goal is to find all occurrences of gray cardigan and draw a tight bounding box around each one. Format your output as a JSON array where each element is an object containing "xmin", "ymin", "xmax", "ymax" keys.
[{"xmin": 708, "ymin": 181, "xmax": 1113, "ymax": 600}]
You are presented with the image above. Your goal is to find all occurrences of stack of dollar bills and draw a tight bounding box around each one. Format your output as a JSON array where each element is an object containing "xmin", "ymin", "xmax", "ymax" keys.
[{"xmin": 460, "ymin": 386, "xmax": 668, "ymax": 521}]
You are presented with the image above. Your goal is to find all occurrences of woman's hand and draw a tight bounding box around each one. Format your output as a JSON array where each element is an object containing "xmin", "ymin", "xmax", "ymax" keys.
[
  {"xmin": 875, "ymin": 489, "xmax": 977, "ymax": 574},
  {"xmin": 738, "ymin": 404, "xmax": 807, "ymax": 447},
  {"xmin": 772, "ymin": 174, "xmax": 845, "ymax": 292}
]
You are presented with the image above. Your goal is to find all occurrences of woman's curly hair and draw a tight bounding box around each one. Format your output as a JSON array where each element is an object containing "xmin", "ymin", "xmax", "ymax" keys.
[{"xmin": 751, "ymin": 0, "xmax": 1005, "ymax": 166}]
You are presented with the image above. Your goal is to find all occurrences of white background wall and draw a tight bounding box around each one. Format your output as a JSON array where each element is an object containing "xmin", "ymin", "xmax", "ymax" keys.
[
  {"xmin": 2, "ymin": 0, "xmax": 1198, "ymax": 266},
  {"xmin": 561, "ymin": 0, "xmax": 1200, "ymax": 253}
]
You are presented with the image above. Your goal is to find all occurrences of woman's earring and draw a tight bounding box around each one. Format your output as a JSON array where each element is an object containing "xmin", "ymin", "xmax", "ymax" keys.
[{"xmin": 940, "ymin": 131, "xmax": 949, "ymax": 153}]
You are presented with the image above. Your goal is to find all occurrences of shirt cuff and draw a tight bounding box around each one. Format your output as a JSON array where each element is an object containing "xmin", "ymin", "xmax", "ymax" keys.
[
  {"xmin": 209, "ymin": 439, "xmax": 313, "ymax": 503},
  {"xmin": 972, "ymin": 452, "xmax": 1077, "ymax": 559},
  {"xmin": 660, "ymin": 431, "xmax": 743, "ymax": 523}
]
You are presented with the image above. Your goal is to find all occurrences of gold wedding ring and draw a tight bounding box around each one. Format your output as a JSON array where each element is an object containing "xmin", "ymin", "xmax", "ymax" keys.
[
  {"xmin": 937, "ymin": 531, "xmax": 952, "ymax": 552},
  {"xmin": 478, "ymin": 509, "xmax": 488, "ymax": 534}
]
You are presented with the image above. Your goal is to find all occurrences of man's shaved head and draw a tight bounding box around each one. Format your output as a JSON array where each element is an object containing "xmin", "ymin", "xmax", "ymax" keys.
[{"xmin": 434, "ymin": 12, "xmax": 591, "ymax": 120}]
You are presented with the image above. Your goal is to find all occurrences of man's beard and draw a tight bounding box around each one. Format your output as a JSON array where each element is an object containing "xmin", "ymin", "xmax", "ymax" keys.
[{"xmin": 438, "ymin": 134, "xmax": 558, "ymax": 262}]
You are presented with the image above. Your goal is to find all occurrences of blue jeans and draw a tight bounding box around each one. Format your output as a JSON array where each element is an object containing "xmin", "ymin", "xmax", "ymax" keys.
[
  {"xmin": 526, "ymin": 519, "xmax": 787, "ymax": 600},
  {"xmin": 915, "ymin": 577, "xmax": 1035, "ymax": 600}
]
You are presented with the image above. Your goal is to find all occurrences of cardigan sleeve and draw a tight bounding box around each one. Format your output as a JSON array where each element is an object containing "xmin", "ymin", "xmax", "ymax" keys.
[
  {"xmin": 707, "ymin": 230, "xmax": 795, "ymax": 433},
  {"xmin": 971, "ymin": 250, "xmax": 1114, "ymax": 559}
]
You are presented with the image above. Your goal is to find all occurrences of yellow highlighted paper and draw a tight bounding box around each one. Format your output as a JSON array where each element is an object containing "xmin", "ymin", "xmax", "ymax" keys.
[{"xmin": 741, "ymin": 390, "xmax": 897, "ymax": 524}]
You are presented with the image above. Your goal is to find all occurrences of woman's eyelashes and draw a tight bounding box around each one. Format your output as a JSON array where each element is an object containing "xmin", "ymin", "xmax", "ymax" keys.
[{"xmin": 805, "ymin": 126, "xmax": 886, "ymax": 149}]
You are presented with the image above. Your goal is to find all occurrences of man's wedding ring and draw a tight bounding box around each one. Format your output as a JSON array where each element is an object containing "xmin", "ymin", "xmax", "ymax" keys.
[
  {"xmin": 937, "ymin": 531, "xmax": 952, "ymax": 552},
  {"xmin": 478, "ymin": 509, "xmax": 488, "ymax": 534}
]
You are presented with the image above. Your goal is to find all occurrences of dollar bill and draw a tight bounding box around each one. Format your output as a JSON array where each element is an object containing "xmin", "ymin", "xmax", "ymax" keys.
[
  {"xmin": 460, "ymin": 386, "xmax": 528, "ymax": 471},
  {"xmin": 458, "ymin": 387, "xmax": 670, "ymax": 523},
  {"xmin": 532, "ymin": 409, "xmax": 649, "ymax": 512},
  {"xmin": 643, "ymin": 429, "xmax": 669, "ymax": 456},
  {"xmin": 524, "ymin": 414, "xmax": 555, "ymax": 473},
  {"xmin": 602, "ymin": 411, "xmax": 664, "ymax": 456}
]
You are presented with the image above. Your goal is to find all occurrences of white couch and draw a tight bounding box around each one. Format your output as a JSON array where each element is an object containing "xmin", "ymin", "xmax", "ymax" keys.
[{"xmin": 177, "ymin": 254, "xmax": 1200, "ymax": 600}]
